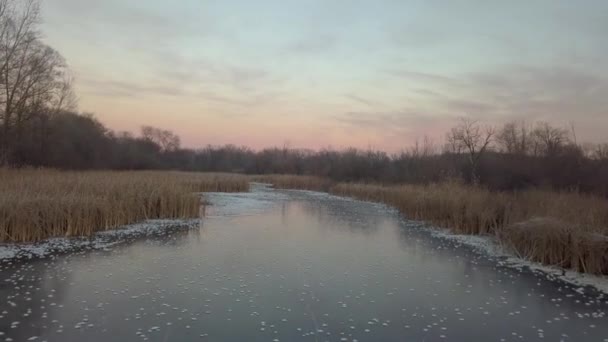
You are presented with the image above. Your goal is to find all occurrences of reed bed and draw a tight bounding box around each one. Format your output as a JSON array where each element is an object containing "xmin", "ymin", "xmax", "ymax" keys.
[
  {"xmin": 0, "ymin": 170, "xmax": 249, "ymax": 243},
  {"xmin": 261, "ymin": 175, "xmax": 608, "ymax": 275}
]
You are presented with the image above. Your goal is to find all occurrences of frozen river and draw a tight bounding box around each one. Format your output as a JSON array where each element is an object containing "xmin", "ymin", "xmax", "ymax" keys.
[{"xmin": 0, "ymin": 184, "xmax": 607, "ymax": 341}]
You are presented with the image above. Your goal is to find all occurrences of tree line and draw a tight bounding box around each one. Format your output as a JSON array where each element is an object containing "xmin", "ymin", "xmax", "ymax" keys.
[
  {"xmin": 1, "ymin": 0, "xmax": 607, "ymax": 197},
  {"xmin": 4, "ymin": 108, "xmax": 608, "ymax": 197}
]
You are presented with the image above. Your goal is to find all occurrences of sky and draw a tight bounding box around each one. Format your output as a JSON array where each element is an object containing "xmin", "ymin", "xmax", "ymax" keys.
[{"xmin": 41, "ymin": 0, "xmax": 608, "ymax": 151}]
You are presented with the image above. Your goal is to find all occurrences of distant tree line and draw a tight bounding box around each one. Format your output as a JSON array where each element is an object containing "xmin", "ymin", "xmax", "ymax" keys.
[
  {"xmin": 3, "ymin": 108, "xmax": 608, "ymax": 197},
  {"xmin": 1, "ymin": 0, "xmax": 607, "ymax": 197}
]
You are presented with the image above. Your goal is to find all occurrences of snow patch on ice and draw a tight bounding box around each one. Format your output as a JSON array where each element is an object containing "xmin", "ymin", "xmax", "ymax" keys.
[
  {"xmin": 430, "ymin": 229, "xmax": 506, "ymax": 256},
  {"xmin": 429, "ymin": 228, "xmax": 608, "ymax": 295},
  {"xmin": 0, "ymin": 219, "xmax": 199, "ymax": 262}
]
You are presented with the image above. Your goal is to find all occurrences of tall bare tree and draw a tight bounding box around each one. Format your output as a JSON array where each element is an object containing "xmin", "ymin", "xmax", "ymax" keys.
[
  {"xmin": 51, "ymin": 71, "xmax": 77, "ymax": 113},
  {"xmin": 447, "ymin": 117, "xmax": 495, "ymax": 184},
  {"xmin": 141, "ymin": 126, "xmax": 181, "ymax": 152},
  {"xmin": 530, "ymin": 122, "xmax": 570, "ymax": 157},
  {"xmin": 409, "ymin": 136, "xmax": 436, "ymax": 158},
  {"xmin": 0, "ymin": 0, "xmax": 72, "ymax": 158},
  {"xmin": 496, "ymin": 121, "xmax": 530, "ymax": 155}
]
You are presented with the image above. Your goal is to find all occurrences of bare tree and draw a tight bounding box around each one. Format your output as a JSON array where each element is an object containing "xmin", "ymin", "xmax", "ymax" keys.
[
  {"xmin": 444, "ymin": 129, "xmax": 464, "ymax": 154},
  {"xmin": 1, "ymin": 0, "xmax": 39, "ymax": 126},
  {"xmin": 592, "ymin": 143, "xmax": 608, "ymax": 160},
  {"xmin": 447, "ymin": 118, "xmax": 495, "ymax": 184},
  {"xmin": 409, "ymin": 136, "xmax": 436, "ymax": 158},
  {"xmin": 530, "ymin": 122, "xmax": 570, "ymax": 157},
  {"xmin": 141, "ymin": 126, "xmax": 181, "ymax": 152},
  {"xmin": 51, "ymin": 71, "xmax": 77, "ymax": 113},
  {"xmin": 0, "ymin": 0, "xmax": 40, "ymax": 75},
  {"xmin": 496, "ymin": 121, "xmax": 530, "ymax": 155},
  {"xmin": 0, "ymin": 0, "xmax": 72, "ymax": 156}
]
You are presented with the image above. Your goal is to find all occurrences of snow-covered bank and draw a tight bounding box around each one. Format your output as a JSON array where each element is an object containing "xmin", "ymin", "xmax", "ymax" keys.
[
  {"xmin": 292, "ymin": 185, "xmax": 608, "ymax": 296},
  {"xmin": 0, "ymin": 183, "xmax": 278, "ymax": 262},
  {"xmin": 275, "ymin": 185, "xmax": 608, "ymax": 296},
  {"xmin": 0, "ymin": 219, "xmax": 199, "ymax": 261},
  {"xmin": 429, "ymin": 228, "xmax": 608, "ymax": 296}
]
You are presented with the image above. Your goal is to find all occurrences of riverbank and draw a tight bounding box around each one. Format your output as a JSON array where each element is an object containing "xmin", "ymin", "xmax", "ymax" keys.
[
  {"xmin": 0, "ymin": 169, "xmax": 249, "ymax": 243},
  {"xmin": 254, "ymin": 175, "xmax": 608, "ymax": 276}
]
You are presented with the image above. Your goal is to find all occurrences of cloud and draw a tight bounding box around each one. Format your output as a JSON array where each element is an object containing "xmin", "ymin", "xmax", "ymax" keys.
[
  {"xmin": 384, "ymin": 65, "xmax": 608, "ymax": 123},
  {"xmin": 385, "ymin": 69, "xmax": 463, "ymax": 87},
  {"xmin": 334, "ymin": 110, "xmax": 445, "ymax": 140},
  {"xmin": 79, "ymin": 79, "xmax": 185, "ymax": 98},
  {"xmin": 463, "ymin": 65, "xmax": 608, "ymax": 122},
  {"xmin": 343, "ymin": 94, "xmax": 382, "ymax": 107},
  {"xmin": 196, "ymin": 90, "xmax": 286, "ymax": 109},
  {"xmin": 75, "ymin": 41, "xmax": 285, "ymax": 107},
  {"xmin": 388, "ymin": 26, "xmax": 449, "ymax": 49},
  {"xmin": 158, "ymin": 57, "xmax": 285, "ymax": 101},
  {"xmin": 44, "ymin": 0, "xmax": 608, "ymax": 148},
  {"xmin": 284, "ymin": 34, "xmax": 337, "ymax": 54},
  {"xmin": 46, "ymin": 0, "xmax": 204, "ymax": 39},
  {"xmin": 165, "ymin": 62, "xmax": 272, "ymax": 90},
  {"xmin": 334, "ymin": 65, "xmax": 608, "ymax": 145}
]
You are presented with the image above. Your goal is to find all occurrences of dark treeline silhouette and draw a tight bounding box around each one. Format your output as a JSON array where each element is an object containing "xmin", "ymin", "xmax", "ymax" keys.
[
  {"xmin": 2, "ymin": 110, "xmax": 608, "ymax": 197},
  {"xmin": 1, "ymin": 0, "xmax": 607, "ymax": 196}
]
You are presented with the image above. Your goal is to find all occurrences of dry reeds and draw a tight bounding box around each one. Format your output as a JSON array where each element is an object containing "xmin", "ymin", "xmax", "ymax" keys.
[
  {"xmin": 499, "ymin": 218, "xmax": 608, "ymax": 274},
  {"xmin": 332, "ymin": 182, "xmax": 521, "ymax": 234},
  {"xmin": 333, "ymin": 182, "xmax": 608, "ymax": 274},
  {"xmin": 0, "ymin": 169, "xmax": 249, "ymax": 243},
  {"xmin": 261, "ymin": 175, "xmax": 608, "ymax": 275}
]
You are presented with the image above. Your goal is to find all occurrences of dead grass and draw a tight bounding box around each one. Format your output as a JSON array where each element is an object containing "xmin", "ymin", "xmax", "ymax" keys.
[
  {"xmin": 261, "ymin": 175, "xmax": 608, "ymax": 275},
  {"xmin": 331, "ymin": 182, "xmax": 508, "ymax": 235},
  {"xmin": 0, "ymin": 169, "xmax": 249, "ymax": 243},
  {"xmin": 499, "ymin": 218, "xmax": 608, "ymax": 275}
]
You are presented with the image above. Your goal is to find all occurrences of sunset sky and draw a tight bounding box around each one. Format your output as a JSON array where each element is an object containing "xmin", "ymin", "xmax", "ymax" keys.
[{"xmin": 42, "ymin": 0, "xmax": 608, "ymax": 151}]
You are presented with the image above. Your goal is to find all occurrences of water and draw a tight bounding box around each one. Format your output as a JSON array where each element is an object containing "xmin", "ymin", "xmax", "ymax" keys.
[{"xmin": 1, "ymin": 184, "xmax": 607, "ymax": 341}]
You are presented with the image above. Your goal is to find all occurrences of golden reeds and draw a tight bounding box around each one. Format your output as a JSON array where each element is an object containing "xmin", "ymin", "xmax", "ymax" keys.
[
  {"xmin": 0, "ymin": 169, "xmax": 249, "ymax": 243},
  {"xmin": 260, "ymin": 175, "xmax": 608, "ymax": 275}
]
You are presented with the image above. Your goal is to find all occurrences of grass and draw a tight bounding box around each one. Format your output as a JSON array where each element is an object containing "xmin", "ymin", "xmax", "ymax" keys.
[
  {"xmin": 258, "ymin": 175, "xmax": 608, "ymax": 275},
  {"xmin": 0, "ymin": 169, "xmax": 249, "ymax": 243}
]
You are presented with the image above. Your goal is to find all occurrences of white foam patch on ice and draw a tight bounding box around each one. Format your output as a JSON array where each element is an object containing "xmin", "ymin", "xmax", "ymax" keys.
[
  {"xmin": 0, "ymin": 219, "xmax": 199, "ymax": 261},
  {"xmin": 430, "ymin": 230, "xmax": 505, "ymax": 256},
  {"xmin": 430, "ymin": 228, "xmax": 608, "ymax": 295}
]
